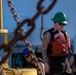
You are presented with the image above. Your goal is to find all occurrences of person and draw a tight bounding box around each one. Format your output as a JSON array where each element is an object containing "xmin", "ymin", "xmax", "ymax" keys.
[
  {"xmin": 42, "ymin": 11, "xmax": 72, "ymax": 75},
  {"xmin": 22, "ymin": 48, "xmax": 45, "ymax": 75},
  {"xmin": 69, "ymin": 54, "xmax": 76, "ymax": 75}
]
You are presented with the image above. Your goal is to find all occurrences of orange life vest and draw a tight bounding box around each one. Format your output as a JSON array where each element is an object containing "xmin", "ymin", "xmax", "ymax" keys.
[{"xmin": 45, "ymin": 28, "xmax": 71, "ymax": 56}]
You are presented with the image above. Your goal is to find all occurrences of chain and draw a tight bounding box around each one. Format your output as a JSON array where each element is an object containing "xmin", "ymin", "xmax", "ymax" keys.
[
  {"xmin": 8, "ymin": 0, "xmax": 20, "ymax": 25},
  {"xmin": 0, "ymin": 0, "xmax": 57, "ymax": 75},
  {"xmin": 40, "ymin": 0, "xmax": 57, "ymax": 41}
]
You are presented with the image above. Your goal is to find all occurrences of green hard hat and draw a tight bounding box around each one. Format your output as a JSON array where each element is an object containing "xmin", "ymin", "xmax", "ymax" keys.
[{"xmin": 51, "ymin": 12, "xmax": 68, "ymax": 24}]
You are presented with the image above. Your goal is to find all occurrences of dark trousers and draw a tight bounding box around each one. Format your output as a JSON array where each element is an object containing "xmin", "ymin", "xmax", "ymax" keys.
[
  {"xmin": 46, "ymin": 72, "xmax": 72, "ymax": 75},
  {"xmin": 48, "ymin": 56, "xmax": 72, "ymax": 75}
]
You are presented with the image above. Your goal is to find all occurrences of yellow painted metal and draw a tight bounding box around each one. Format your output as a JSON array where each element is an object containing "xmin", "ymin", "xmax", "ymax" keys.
[
  {"xmin": 0, "ymin": 29, "xmax": 8, "ymax": 33},
  {"xmin": 21, "ymin": 69, "xmax": 37, "ymax": 75},
  {"xmin": 0, "ymin": 0, "xmax": 8, "ymax": 64},
  {"xmin": 5, "ymin": 69, "xmax": 37, "ymax": 75},
  {"xmin": 0, "ymin": 0, "xmax": 3, "ymax": 29},
  {"xmin": 3, "ymin": 63, "xmax": 37, "ymax": 75},
  {"xmin": 4, "ymin": 33, "xmax": 9, "ymax": 64},
  {"xmin": 4, "ymin": 70, "xmax": 14, "ymax": 75}
]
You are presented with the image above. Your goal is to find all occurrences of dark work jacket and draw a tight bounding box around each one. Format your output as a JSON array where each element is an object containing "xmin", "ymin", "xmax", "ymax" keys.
[
  {"xmin": 22, "ymin": 61, "xmax": 34, "ymax": 68},
  {"xmin": 73, "ymin": 54, "xmax": 76, "ymax": 75},
  {"xmin": 22, "ymin": 58, "xmax": 44, "ymax": 68}
]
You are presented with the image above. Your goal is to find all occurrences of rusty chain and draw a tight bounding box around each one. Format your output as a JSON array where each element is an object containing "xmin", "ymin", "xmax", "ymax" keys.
[
  {"xmin": 0, "ymin": 0, "xmax": 57, "ymax": 75},
  {"xmin": 40, "ymin": 0, "xmax": 57, "ymax": 40}
]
